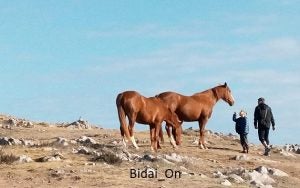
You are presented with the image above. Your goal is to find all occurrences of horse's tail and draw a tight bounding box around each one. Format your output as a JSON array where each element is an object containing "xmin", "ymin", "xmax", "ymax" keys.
[{"xmin": 116, "ymin": 93, "xmax": 131, "ymax": 141}]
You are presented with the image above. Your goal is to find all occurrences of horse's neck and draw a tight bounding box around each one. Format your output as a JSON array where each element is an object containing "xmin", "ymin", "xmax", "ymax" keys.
[{"xmin": 193, "ymin": 89, "xmax": 219, "ymax": 105}]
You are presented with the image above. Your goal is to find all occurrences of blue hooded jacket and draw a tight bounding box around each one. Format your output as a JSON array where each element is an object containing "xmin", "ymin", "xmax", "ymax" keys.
[{"xmin": 233, "ymin": 113, "xmax": 249, "ymax": 134}]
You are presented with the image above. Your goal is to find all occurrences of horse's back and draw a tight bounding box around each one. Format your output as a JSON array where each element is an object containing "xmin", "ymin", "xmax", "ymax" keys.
[
  {"xmin": 116, "ymin": 91, "xmax": 144, "ymax": 111},
  {"xmin": 156, "ymin": 91, "xmax": 183, "ymax": 110}
]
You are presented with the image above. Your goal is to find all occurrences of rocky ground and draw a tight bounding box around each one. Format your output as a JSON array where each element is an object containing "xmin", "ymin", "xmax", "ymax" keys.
[{"xmin": 0, "ymin": 114, "xmax": 299, "ymax": 188}]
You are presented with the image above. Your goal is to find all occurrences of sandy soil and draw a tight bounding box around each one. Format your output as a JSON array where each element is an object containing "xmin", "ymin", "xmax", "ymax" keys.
[{"xmin": 0, "ymin": 116, "xmax": 299, "ymax": 188}]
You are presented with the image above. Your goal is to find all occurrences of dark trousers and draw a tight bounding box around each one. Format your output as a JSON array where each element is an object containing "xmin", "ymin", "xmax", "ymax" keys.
[
  {"xmin": 239, "ymin": 134, "xmax": 248, "ymax": 150},
  {"xmin": 258, "ymin": 127, "xmax": 270, "ymax": 145}
]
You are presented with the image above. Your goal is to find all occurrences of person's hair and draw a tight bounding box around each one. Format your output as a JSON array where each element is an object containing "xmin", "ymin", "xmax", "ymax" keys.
[
  {"xmin": 239, "ymin": 110, "xmax": 247, "ymax": 116},
  {"xmin": 258, "ymin": 97, "xmax": 265, "ymax": 103}
]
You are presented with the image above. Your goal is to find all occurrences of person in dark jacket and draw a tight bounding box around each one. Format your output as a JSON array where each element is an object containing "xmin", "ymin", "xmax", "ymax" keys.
[
  {"xmin": 254, "ymin": 97, "xmax": 275, "ymax": 156},
  {"xmin": 233, "ymin": 110, "xmax": 249, "ymax": 153}
]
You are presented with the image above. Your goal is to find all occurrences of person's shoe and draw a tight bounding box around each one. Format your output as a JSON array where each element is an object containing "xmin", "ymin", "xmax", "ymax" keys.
[{"xmin": 264, "ymin": 147, "xmax": 271, "ymax": 156}]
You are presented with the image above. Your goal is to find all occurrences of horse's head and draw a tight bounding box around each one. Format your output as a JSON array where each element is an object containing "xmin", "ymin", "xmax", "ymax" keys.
[
  {"xmin": 216, "ymin": 82, "xmax": 235, "ymax": 106},
  {"xmin": 166, "ymin": 109, "xmax": 182, "ymax": 145},
  {"xmin": 172, "ymin": 125, "xmax": 182, "ymax": 145}
]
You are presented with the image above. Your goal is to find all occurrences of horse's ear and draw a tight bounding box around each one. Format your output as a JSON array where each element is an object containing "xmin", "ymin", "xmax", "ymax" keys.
[{"xmin": 224, "ymin": 82, "xmax": 227, "ymax": 87}]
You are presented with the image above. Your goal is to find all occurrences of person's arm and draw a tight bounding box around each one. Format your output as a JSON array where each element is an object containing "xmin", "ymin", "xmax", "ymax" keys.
[
  {"xmin": 270, "ymin": 107, "xmax": 275, "ymax": 130},
  {"xmin": 232, "ymin": 112, "xmax": 237, "ymax": 122},
  {"xmin": 254, "ymin": 107, "xmax": 258, "ymax": 129},
  {"xmin": 245, "ymin": 117, "xmax": 249, "ymax": 134}
]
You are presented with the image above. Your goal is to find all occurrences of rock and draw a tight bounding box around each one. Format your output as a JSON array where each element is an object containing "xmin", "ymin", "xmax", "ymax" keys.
[
  {"xmin": 25, "ymin": 122, "xmax": 34, "ymax": 128},
  {"xmin": 49, "ymin": 169, "xmax": 65, "ymax": 177},
  {"xmin": 280, "ymin": 150, "xmax": 296, "ymax": 158},
  {"xmin": 56, "ymin": 137, "xmax": 68, "ymax": 146},
  {"xmin": 221, "ymin": 179, "xmax": 232, "ymax": 186},
  {"xmin": 248, "ymin": 170, "xmax": 275, "ymax": 185},
  {"xmin": 165, "ymin": 153, "xmax": 183, "ymax": 163},
  {"xmin": 191, "ymin": 138, "xmax": 199, "ymax": 145},
  {"xmin": 62, "ymin": 118, "xmax": 92, "ymax": 129},
  {"xmin": 228, "ymin": 174, "xmax": 244, "ymax": 183},
  {"xmin": 0, "ymin": 137, "xmax": 11, "ymax": 145},
  {"xmin": 255, "ymin": 166, "xmax": 269, "ymax": 174},
  {"xmin": 213, "ymin": 171, "xmax": 228, "ymax": 179},
  {"xmin": 77, "ymin": 136, "xmax": 97, "ymax": 145},
  {"xmin": 18, "ymin": 155, "xmax": 33, "ymax": 163},
  {"xmin": 230, "ymin": 154, "xmax": 249, "ymax": 161},
  {"xmin": 36, "ymin": 152, "xmax": 64, "ymax": 162},
  {"xmin": 142, "ymin": 154, "xmax": 156, "ymax": 162},
  {"xmin": 8, "ymin": 137, "xmax": 22, "ymax": 145},
  {"xmin": 159, "ymin": 158, "xmax": 175, "ymax": 165},
  {"xmin": 70, "ymin": 140, "xmax": 77, "ymax": 145},
  {"xmin": 77, "ymin": 146, "xmax": 90, "ymax": 155},
  {"xmin": 20, "ymin": 139, "xmax": 37, "ymax": 146},
  {"xmin": 268, "ymin": 168, "xmax": 288, "ymax": 177}
]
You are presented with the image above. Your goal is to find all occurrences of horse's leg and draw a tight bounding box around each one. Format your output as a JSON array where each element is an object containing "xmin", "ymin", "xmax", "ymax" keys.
[
  {"xmin": 153, "ymin": 123, "xmax": 161, "ymax": 152},
  {"xmin": 159, "ymin": 126, "xmax": 164, "ymax": 144},
  {"xmin": 128, "ymin": 114, "xmax": 139, "ymax": 150},
  {"xmin": 157, "ymin": 126, "xmax": 162, "ymax": 149},
  {"xmin": 120, "ymin": 126, "xmax": 127, "ymax": 147},
  {"xmin": 165, "ymin": 123, "xmax": 177, "ymax": 148},
  {"xmin": 198, "ymin": 118, "xmax": 208, "ymax": 149},
  {"xmin": 150, "ymin": 125, "xmax": 156, "ymax": 151}
]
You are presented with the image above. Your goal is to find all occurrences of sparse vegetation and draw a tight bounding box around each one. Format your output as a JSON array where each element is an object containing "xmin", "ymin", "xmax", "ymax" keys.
[
  {"xmin": 91, "ymin": 152, "xmax": 122, "ymax": 165},
  {"xmin": 0, "ymin": 150, "xmax": 19, "ymax": 164}
]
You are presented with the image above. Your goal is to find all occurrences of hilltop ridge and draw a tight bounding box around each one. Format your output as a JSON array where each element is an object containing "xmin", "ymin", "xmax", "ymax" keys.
[{"xmin": 0, "ymin": 114, "xmax": 299, "ymax": 188}]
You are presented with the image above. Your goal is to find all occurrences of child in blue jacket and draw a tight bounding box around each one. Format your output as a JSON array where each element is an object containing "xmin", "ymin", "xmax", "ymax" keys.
[{"xmin": 233, "ymin": 110, "xmax": 249, "ymax": 153}]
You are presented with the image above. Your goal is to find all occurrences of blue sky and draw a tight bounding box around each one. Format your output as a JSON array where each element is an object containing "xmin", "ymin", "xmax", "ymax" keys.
[{"xmin": 0, "ymin": 1, "xmax": 299, "ymax": 144}]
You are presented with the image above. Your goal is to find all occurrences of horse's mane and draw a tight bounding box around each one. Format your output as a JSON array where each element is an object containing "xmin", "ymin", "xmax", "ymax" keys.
[{"xmin": 193, "ymin": 85, "xmax": 222, "ymax": 96}]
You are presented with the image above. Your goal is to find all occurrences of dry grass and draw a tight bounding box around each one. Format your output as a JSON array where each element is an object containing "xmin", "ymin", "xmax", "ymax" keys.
[
  {"xmin": 0, "ymin": 118, "xmax": 299, "ymax": 188},
  {"xmin": 0, "ymin": 149, "xmax": 19, "ymax": 164}
]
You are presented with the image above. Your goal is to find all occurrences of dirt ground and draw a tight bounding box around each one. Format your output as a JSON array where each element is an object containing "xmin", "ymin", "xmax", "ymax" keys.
[{"xmin": 0, "ymin": 116, "xmax": 299, "ymax": 188}]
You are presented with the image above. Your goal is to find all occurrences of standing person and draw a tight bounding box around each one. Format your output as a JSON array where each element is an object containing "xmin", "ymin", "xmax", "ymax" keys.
[
  {"xmin": 254, "ymin": 97, "xmax": 275, "ymax": 156},
  {"xmin": 233, "ymin": 110, "xmax": 249, "ymax": 153}
]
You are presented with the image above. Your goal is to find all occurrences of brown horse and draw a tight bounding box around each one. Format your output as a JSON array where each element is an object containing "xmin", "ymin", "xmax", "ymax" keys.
[
  {"xmin": 157, "ymin": 82, "xmax": 235, "ymax": 149},
  {"xmin": 116, "ymin": 91, "xmax": 181, "ymax": 151}
]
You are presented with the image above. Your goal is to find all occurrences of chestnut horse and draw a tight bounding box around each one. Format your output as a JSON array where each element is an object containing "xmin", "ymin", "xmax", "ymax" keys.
[
  {"xmin": 116, "ymin": 91, "xmax": 181, "ymax": 151},
  {"xmin": 157, "ymin": 82, "xmax": 235, "ymax": 149}
]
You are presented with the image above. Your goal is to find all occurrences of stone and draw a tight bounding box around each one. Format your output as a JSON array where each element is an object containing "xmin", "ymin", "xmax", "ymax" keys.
[
  {"xmin": 159, "ymin": 158, "xmax": 175, "ymax": 165},
  {"xmin": 8, "ymin": 137, "xmax": 22, "ymax": 145},
  {"xmin": 20, "ymin": 139, "xmax": 36, "ymax": 146},
  {"xmin": 221, "ymin": 179, "xmax": 232, "ymax": 186},
  {"xmin": 0, "ymin": 137, "xmax": 11, "ymax": 145},
  {"xmin": 18, "ymin": 155, "xmax": 33, "ymax": 163},
  {"xmin": 248, "ymin": 170, "xmax": 275, "ymax": 185},
  {"xmin": 56, "ymin": 137, "xmax": 68, "ymax": 146},
  {"xmin": 231, "ymin": 154, "xmax": 249, "ymax": 161},
  {"xmin": 77, "ymin": 146, "xmax": 90, "ymax": 155},
  {"xmin": 213, "ymin": 171, "xmax": 228, "ymax": 179},
  {"xmin": 77, "ymin": 136, "xmax": 97, "ymax": 145},
  {"xmin": 255, "ymin": 166, "xmax": 269, "ymax": 174},
  {"xmin": 228, "ymin": 174, "xmax": 244, "ymax": 183},
  {"xmin": 165, "ymin": 153, "xmax": 183, "ymax": 163},
  {"xmin": 280, "ymin": 150, "xmax": 296, "ymax": 158},
  {"xmin": 142, "ymin": 154, "xmax": 156, "ymax": 162},
  {"xmin": 268, "ymin": 168, "xmax": 288, "ymax": 177}
]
